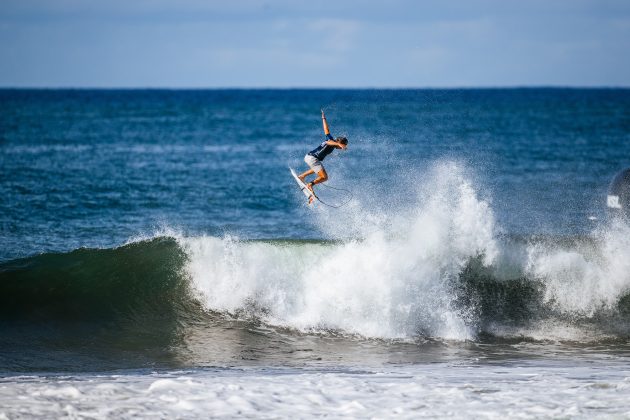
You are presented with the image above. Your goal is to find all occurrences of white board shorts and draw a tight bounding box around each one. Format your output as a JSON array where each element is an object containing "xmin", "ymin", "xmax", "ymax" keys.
[{"xmin": 304, "ymin": 154, "xmax": 324, "ymax": 174}]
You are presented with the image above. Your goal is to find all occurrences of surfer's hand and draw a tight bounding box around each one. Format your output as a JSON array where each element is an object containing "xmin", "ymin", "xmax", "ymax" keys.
[{"xmin": 321, "ymin": 109, "xmax": 325, "ymax": 119}]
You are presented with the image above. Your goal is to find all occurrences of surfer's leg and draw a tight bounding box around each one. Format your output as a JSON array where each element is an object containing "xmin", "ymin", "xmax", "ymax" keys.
[
  {"xmin": 306, "ymin": 169, "xmax": 327, "ymax": 205},
  {"xmin": 298, "ymin": 168, "xmax": 314, "ymax": 182},
  {"xmin": 311, "ymin": 168, "xmax": 328, "ymax": 186}
]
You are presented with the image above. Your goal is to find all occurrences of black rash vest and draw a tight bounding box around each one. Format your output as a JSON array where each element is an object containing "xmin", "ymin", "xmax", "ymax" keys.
[{"xmin": 308, "ymin": 134, "xmax": 336, "ymax": 161}]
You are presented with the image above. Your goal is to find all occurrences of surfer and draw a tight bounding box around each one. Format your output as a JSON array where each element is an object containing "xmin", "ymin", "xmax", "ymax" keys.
[{"xmin": 298, "ymin": 110, "xmax": 348, "ymax": 204}]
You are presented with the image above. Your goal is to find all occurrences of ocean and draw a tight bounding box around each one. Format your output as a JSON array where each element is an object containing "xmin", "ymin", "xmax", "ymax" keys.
[{"xmin": 1, "ymin": 88, "xmax": 630, "ymax": 418}]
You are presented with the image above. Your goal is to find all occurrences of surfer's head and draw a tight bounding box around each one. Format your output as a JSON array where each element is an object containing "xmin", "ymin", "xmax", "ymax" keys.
[{"xmin": 337, "ymin": 137, "xmax": 348, "ymax": 146}]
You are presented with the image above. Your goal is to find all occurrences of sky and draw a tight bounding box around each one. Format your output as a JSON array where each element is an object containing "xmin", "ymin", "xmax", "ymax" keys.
[{"xmin": 0, "ymin": 0, "xmax": 629, "ymax": 88}]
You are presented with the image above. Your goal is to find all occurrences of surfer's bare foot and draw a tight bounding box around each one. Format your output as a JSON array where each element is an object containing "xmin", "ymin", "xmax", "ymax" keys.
[{"xmin": 306, "ymin": 183, "xmax": 315, "ymax": 204}]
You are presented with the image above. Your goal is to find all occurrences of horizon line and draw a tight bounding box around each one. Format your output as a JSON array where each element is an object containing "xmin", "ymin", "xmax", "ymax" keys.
[{"xmin": 1, "ymin": 85, "xmax": 629, "ymax": 90}]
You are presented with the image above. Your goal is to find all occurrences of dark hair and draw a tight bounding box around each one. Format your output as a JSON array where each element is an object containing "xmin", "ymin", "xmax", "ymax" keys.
[{"xmin": 337, "ymin": 137, "xmax": 348, "ymax": 145}]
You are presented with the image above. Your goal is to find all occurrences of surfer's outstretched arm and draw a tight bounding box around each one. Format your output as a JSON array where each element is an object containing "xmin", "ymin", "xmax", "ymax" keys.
[
  {"xmin": 321, "ymin": 110, "xmax": 346, "ymax": 149},
  {"xmin": 322, "ymin": 109, "xmax": 331, "ymax": 138}
]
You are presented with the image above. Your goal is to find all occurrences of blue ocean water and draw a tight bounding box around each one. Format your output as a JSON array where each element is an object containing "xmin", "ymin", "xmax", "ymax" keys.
[
  {"xmin": 2, "ymin": 89, "xmax": 629, "ymax": 260},
  {"xmin": 2, "ymin": 89, "xmax": 630, "ymax": 417}
]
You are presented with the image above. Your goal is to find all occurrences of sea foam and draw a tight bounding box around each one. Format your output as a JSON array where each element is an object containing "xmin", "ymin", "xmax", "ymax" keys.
[
  {"xmin": 178, "ymin": 161, "xmax": 630, "ymax": 341},
  {"xmin": 526, "ymin": 219, "xmax": 630, "ymax": 317},
  {"xmin": 181, "ymin": 162, "xmax": 498, "ymax": 340}
]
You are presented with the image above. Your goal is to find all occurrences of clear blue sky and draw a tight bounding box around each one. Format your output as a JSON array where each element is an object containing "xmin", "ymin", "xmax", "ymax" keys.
[{"xmin": 1, "ymin": 0, "xmax": 629, "ymax": 87}]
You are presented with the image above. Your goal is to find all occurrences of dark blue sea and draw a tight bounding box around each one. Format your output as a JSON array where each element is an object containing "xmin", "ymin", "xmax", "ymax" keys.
[{"xmin": 1, "ymin": 89, "xmax": 630, "ymax": 417}]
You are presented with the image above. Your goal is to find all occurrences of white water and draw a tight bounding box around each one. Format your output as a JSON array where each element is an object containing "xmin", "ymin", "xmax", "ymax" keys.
[
  {"xmin": 6, "ymin": 163, "xmax": 630, "ymax": 418},
  {"xmin": 526, "ymin": 220, "xmax": 630, "ymax": 317},
  {"xmin": 3, "ymin": 363, "xmax": 630, "ymax": 419},
  {"xmin": 182, "ymin": 163, "xmax": 498, "ymax": 339},
  {"xmin": 176, "ymin": 162, "xmax": 630, "ymax": 341}
]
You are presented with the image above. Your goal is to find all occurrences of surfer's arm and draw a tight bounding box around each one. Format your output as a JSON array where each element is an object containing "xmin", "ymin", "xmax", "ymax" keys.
[
  {"xmin": 322, "ymin": 110, "xmax": 345, "ymax": 148},
  {"xmin": 322, "ymin": 110, "xmax": 331, "ymax": 137},
  {"xmin": 325, "ymin": 140, "xmax": 347, "ymax": 150}
]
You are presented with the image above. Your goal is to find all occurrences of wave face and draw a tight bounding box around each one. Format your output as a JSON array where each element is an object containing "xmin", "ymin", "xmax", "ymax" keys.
[
  {"xmin": 3, "ymin": 163, "xmax": 630, "ymax": 371},
  {"xmin": 0, "ymin": 237, "xmax": 192, "ymax": 321},
  {"xmin": 0, "ymin": 238, "xmax": 199, "ymax": 371},
  {"xmin": 3, "ymin": 164, "xmax": 630, "ymax": 342}
]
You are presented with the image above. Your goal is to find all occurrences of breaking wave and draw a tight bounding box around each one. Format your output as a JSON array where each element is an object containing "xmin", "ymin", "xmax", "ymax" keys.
[{"xmin": 3, "ymin": 162, "xmax": 630, "ymax": 347}]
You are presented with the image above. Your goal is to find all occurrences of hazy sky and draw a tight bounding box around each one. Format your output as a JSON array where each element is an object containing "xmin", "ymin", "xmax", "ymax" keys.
[{"xmin": 1, "ymin": 0, "xmax": 629, "ymax": 87}]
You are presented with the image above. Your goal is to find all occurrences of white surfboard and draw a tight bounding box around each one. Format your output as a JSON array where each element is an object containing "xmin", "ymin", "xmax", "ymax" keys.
[{"xmin": 290, "ymin": 167, "xmax": 316, "ymax": 203}]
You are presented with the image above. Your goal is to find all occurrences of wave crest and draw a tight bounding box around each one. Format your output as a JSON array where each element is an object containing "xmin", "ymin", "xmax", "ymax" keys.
[{"xmin": 184, "ymin": 163, "xmax": 498, "ymax": 340}]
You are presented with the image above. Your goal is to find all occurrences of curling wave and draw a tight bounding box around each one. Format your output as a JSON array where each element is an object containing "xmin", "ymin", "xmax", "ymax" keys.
[{"xmin": 3, "ymin": 163, "xmax": 630, "ymax": 346}]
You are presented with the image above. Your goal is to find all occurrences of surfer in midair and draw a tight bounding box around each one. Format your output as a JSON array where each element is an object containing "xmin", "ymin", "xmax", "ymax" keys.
[{"xmin": 298, "ymin": 110, "xmax": 348, "ymax": 204}]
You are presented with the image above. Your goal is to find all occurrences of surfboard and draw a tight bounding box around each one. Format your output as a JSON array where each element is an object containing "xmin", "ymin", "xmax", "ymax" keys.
[{"xmin": 290, "ymin": 167, "xmax": 316, "ymax": 203}]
